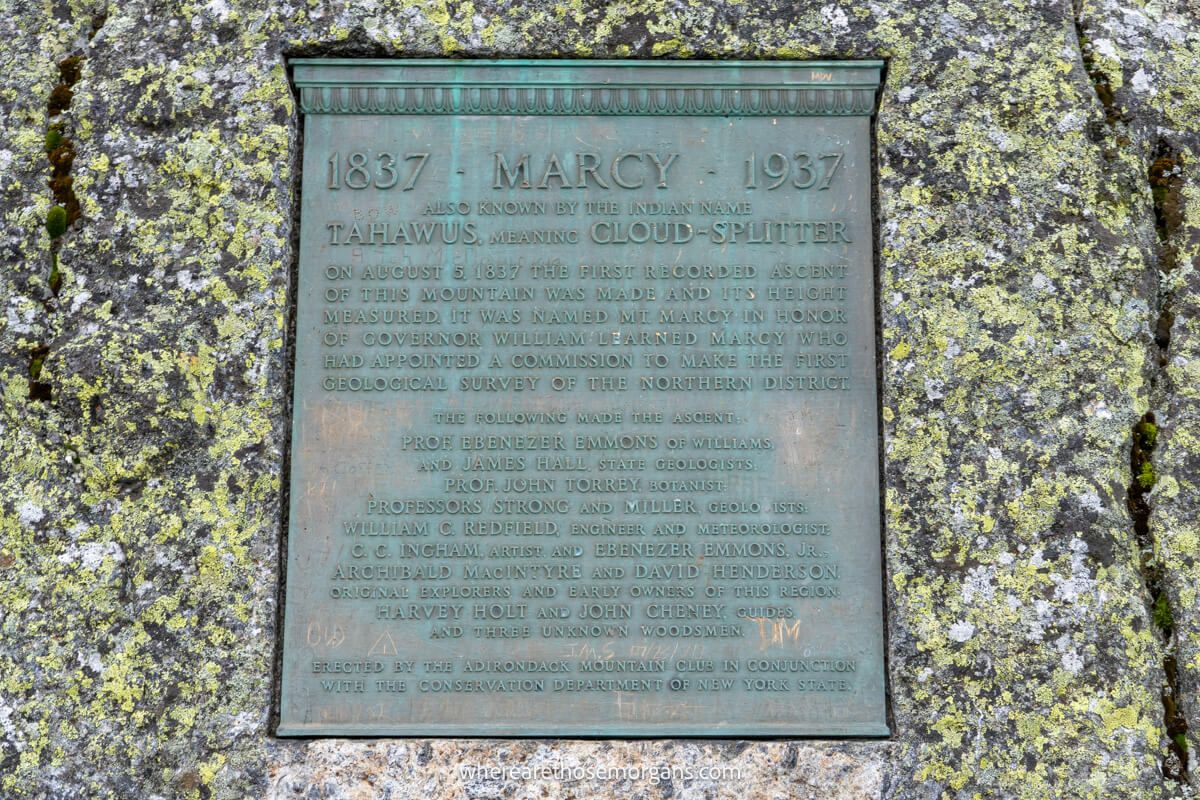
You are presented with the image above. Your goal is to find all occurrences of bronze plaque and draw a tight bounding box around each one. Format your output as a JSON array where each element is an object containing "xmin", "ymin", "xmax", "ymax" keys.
[{"xmin": 279, "ymin": 59, "xmax": 887, "ymax": 736}]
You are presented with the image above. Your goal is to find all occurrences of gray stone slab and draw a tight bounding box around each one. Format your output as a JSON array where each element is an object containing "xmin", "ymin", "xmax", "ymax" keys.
[{"xmin": 0, "ymin": 0, "xmax": 1192, "ymax": 797}]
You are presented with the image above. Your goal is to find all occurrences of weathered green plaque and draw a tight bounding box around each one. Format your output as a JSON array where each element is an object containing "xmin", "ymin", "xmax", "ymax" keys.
[{"xmin": 280, "ymin": 59, "xmax": 887, "ymax": 736}]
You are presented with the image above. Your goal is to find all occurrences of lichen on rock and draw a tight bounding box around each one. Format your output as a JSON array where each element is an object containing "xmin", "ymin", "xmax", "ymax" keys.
[{"xmin": 1, "ymin": 0, "xmax": 1198, "ymax": 798}]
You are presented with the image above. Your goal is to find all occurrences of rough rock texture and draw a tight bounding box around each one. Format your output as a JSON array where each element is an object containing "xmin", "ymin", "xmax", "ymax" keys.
[
  {"xmin": 1076, "ymin": 0, "xmax": 1200, "ymax": 774},
  {"xmin": 1, "ymin": 0, "xmax": 1198, "ymax": 798},
  {"xmin": 269, "ymin": 741, "xmax": 894, "ymax": 799}
]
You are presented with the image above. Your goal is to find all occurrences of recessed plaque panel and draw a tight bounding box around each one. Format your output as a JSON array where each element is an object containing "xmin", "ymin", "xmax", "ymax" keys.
[{"xmin": 280, "ymin": 59, "xmax": 886, "ymax": 736}]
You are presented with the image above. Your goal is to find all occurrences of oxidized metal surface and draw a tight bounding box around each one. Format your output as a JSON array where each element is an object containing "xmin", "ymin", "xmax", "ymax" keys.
[{"xmin": 280, "ymin": 60, "xmax": 886, "ymax": 736}]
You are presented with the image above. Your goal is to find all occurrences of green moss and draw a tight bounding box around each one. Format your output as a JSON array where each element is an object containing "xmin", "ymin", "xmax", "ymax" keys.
[
  {"xmin": 1137, "ymin": 461, "xmax": 1157, "ymax": 490},
  {"xmin": 44, "ymin": 125, "xmax": 64, "ymax": 154},
  {"xmin": 28, "ymin": 351, "xmax": 46, "ymax": 380},
  {"xmin": 1136, "ymin": 420, "xmax": 1158, "ymax": 450},
  {"xmin": 45, "ymin": 205, "xmax": 68, "ymax": 238},
  {"xmin": 48, "ymin": 254, "xmax": 60, "ymax": 295},
  {"xmin": 1153, "ymin": 593, "xmax": 1174, "ymax": 632}
]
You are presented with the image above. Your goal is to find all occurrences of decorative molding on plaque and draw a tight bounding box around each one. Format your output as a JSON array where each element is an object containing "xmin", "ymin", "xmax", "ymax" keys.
[{"xmin": 296, "ymin": 83, "xmax": 879, "ymax": 116}]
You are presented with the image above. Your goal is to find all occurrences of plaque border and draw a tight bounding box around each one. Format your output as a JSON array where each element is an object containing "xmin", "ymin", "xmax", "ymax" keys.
[
  {"xmin": 292, "ymin": 59, "xmax": 883, "ymax": 117},
  {"xmin": 276, "ymin": 722, "xmax": 892, "ymax": 737}
]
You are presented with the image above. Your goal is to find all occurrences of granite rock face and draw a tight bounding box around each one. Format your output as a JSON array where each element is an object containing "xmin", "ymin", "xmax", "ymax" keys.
[{"xmin": 1, "ymin": 0, "xmax": 1198, "ymax": 798}]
